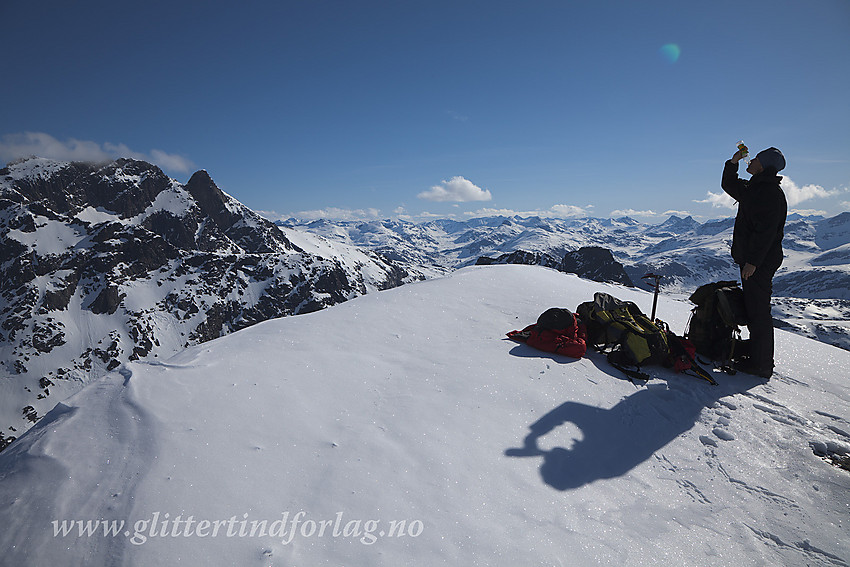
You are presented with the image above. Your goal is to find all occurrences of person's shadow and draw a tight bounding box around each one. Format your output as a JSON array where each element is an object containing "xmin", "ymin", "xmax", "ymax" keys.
[{"xmin": 504, "ymin": 363, "xmax": 767, "ymax": 491}]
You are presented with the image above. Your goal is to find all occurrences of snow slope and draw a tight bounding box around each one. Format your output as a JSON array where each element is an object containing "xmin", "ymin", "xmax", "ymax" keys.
[{"xmin": 1, "ymin": 265, "xmax": 848, "ymax": 566}]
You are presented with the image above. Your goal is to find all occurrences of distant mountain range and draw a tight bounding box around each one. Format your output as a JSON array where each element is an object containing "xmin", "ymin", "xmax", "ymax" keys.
[
  {"xmin": 282, "ymin": 210, "xmax": 850, "ymax": 352},
  {"xmin": 282, "ymin": 212, "xmax": 850, "ymax": 299},
  {"xmin": 1, "ymin": 156, "xmax": 848, "ymax": 451}
]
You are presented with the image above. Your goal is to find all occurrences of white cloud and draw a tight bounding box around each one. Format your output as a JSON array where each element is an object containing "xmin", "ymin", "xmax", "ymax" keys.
[
  {"xmin": 418, "ymin": 176, "xmax": 492, "ymax": 202},
  {"xmin": 463, "ymin": 207, "xmax": 529, "ymax": 218},
  {"xmin": 0, "ymin": 132, "xmax": 194, "ymax": 173},
  {"xmin": 0, "ymin": 132, "xmax": 108, "ymax": 163},
  {"xmin": 780, "ymin": 177, "xmax": 843, "ymax": 207},
  {"xmin": 550, "ymin": 204, "xmax": 593, "ymax": 217},
  {"xmin": 285, "ymin": 207, "xmax": 382, "ymax": 222},
  {"xmin": 609, "ymin": 209, "xmax": 694, "ymax": 219},
  {"xmin": 413, "ymin": 211, "xmax": 445, "ymax": 219},
  {"xmin": 789, "ymin": 208, "xmax": 828, "ymax": 217},
  {"xmin": 446, "ymin": 110, "xmax": 469, "ymax": 122},
  {"xmin": 610, "ymin": 208, "xmax": 659, "ymax": 218},
  {"xmin": 695, "ymin": 190, "xmax": 737, "ymax": 209},
  {"xmin": 457, "ymin": 204, "xmax": 593, "ymax": 220},
  {"xmin": 662, "ymin": 209, "xmax": 692, "ymax": 217},
  {"xmin": 149, "ymin": 149, "xmax": 195, "ymax": 174},
  {"xmin": 696, "ymin": 177, "xmax": 846, "ymax": 211}
]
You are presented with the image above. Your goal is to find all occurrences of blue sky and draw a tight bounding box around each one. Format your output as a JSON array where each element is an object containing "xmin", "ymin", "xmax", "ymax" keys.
[{"xmin": 1, "ymin": 0, "xmax": 848, "ymax": 222}]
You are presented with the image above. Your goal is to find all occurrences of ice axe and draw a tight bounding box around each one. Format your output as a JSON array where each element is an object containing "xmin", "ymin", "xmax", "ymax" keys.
[{"xmin": 642, "ymin": 273, "xmax": 663, "ymax": 320}]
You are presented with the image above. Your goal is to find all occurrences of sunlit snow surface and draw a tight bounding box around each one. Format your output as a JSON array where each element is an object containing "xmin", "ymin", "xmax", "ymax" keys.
[{"xmin": 1, "ymin": 266, "xmax": 848, "ymax": 566}]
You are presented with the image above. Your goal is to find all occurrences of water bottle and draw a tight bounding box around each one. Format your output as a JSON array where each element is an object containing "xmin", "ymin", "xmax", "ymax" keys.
[{"xmin": 736, "ymin": 140, "xmax": 750, "ymax": 164}]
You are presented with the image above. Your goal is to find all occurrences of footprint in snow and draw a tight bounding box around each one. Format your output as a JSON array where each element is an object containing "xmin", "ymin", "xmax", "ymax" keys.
[
  {"xmin": 699, "ymin": 435, "xmax": 718, "ymax": 447},
  {"xmin": 713, "ymin": 428, "xmax": 736, "ymax": 441}
]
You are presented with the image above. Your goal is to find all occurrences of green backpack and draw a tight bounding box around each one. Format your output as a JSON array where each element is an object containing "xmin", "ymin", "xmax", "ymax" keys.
[{"xmin": 577, "ymin": 292, "xmax": 669, "ymax": 381}]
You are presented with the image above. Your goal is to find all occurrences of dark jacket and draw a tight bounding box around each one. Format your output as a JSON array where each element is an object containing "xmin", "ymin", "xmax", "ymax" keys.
[{"xmin": 721, "ymin": 160, "xmax": 787, "ymax": 272}]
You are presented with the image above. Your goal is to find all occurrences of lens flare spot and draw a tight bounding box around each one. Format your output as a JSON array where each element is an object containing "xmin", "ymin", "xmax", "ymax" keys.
[{"xmin": 659, "ymin": 44, "xmax": 681, "ymax": 63}]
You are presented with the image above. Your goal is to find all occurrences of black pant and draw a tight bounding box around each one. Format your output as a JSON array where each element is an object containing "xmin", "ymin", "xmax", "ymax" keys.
[{"xmin": 741, "ymin": 265, "xmax": 777, "ymax": 372}]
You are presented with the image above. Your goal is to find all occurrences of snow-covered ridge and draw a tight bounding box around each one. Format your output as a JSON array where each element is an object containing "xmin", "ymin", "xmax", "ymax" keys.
[{"xmin": 1, "ymin": 265, "xmax": 847, "ymax": 565}]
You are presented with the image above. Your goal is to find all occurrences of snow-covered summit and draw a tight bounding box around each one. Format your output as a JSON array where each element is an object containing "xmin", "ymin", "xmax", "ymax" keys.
[{"xmin": 1, "ymin": 265, "xmax": 847, "ymax": 566}]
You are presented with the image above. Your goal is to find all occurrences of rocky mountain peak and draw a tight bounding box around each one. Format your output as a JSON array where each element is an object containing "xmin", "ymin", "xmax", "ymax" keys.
[
  {"xmin": 560, "ymin": 246, "xmax": 635, "ymax": 287},
  {"xmin": 185, "ymin": 169, "xmax": 220, "ymax": 206},
  {"xmin": 185, "ymin": 168, "xmax": 236, "ymax": 226}
]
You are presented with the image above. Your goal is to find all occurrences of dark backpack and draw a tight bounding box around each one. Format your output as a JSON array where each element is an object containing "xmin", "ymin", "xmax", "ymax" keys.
[
  {"xmin": 685, "ymin": 281, "xmax": 748, "ymax": 366},
  {"xmin": 535, "ymin": 307, "xmax": 576, "ymax": 331},
  {"xmin": 576, "ymin": 292, "xmax": 669, "ymax": 380},
  {"xmin": 506, "ymin": 307, "xmax": 587, "ymax": 359}
]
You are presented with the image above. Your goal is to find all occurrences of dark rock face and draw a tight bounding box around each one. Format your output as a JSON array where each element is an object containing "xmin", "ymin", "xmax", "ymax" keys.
[
  {"xmin": 476, "ymin": 246, "xmax": 633, "ymax": 287},
  {"xmin": 476, "ymin": 250, "xmax": 561, "ymax": 269},
  {"xmin": 88, "ymin": 285, "xmax": 124, "ymax": 315},
  {"xmin": 560, "ymin": 247, "xmax": 634, "ymax": 287},
  {"xmin": 0, "ymin": 157, "xmax": 418, "ymax": 449}
]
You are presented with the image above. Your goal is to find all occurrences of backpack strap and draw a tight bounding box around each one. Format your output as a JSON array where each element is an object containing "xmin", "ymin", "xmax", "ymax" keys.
[
  {"xmin": 661, "ymin": 323, "xmax": 720, "ymax": 385},
  {"xmin": 675, "ymin": 345, "xmax": 719, "ymax": 385},
  {"xmin": 607, "ymin": 354, "xmax": 650, "ymax": 384},
  {"xmin": 715, "ymin": 288, "xmax": 739, "ymax": 329}
]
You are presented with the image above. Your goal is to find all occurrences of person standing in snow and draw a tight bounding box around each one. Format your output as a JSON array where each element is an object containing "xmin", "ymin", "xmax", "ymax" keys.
[{"xmin": 721, "ymin": 146, "xmax": 788, "ymax": 378}]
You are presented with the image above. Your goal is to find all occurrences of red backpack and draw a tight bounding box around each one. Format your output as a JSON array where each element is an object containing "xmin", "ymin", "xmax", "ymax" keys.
[{"xmin": 507, "ymin": 308, "xmax": 587, "ymax": 359}]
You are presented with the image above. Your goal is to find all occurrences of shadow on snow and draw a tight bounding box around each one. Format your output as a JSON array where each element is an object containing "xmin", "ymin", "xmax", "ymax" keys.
[{"xmin": 505, "ymin": 347, "xmax": 766, "ymax": 491}]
